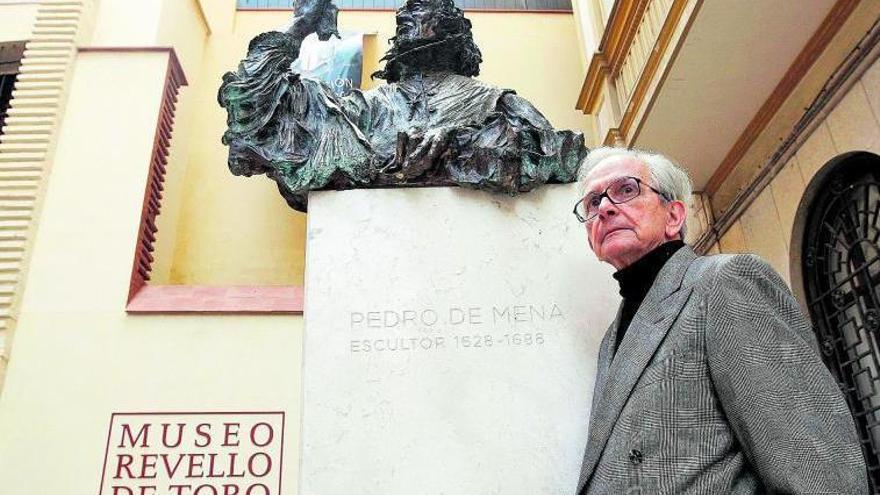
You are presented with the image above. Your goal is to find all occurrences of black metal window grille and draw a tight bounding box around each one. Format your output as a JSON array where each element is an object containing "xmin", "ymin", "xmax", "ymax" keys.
[
  {"xmin": 803, "ymin": 152, "xmax": 880, "ymax": 492},
  {"xmin": 237, "ymin": 0, "xmax": 573, "ymax": 11},
  {"xmin": 0, "ymin": 73, "xmax": 16, "ymax": 137}
]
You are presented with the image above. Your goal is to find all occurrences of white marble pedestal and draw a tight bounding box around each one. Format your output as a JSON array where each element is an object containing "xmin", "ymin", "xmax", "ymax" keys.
[{"xmin": 300, "ymin": 185, "xmax": 619, "ymax": 494}]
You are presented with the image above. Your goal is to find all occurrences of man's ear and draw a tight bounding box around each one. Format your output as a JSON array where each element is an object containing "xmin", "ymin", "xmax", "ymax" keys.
[{"xmin": 665, "ymin": 200, "xmax": 687, "ymax": 240}]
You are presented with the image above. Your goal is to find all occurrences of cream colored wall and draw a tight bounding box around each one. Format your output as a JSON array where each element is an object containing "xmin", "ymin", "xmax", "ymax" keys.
[
  {"xmin": 714, "ymin": 55, "xmax": 880, "ymax": 288},
  {"xmin": 168, "ymin": 9, "xmax": 308, "ymax": 286},
  {"xmin": 0, "ymin": 2, "xmax": 38, "ymax": 43},
  {"xmin": 0, "ymin": 313, "xmax": 304, "ymax": 493},
  {"xmin": 150, "ymin": 0, "xmax": 210, "ymax": 283},
  {"xmin": 199, "ymin": 0, "xmax": 235, "ymax": 35},
  {"xmin": 570, "ymin": 0, "xmax": 602, "ymax": 70},
  {"xmin": 157, "ymin": 0, "xmax": 210, "ymax": 75},
  {"xmin": 472, "ymin": 12, "xmax": 591, "ymax": 131},
  {"xmin": 0, "ymin": 49, "xmax": 305, "ymax": 493},
  {"xmin": 0, "ymin": 0, "xmax": 101, "ymax": 391},
  {"xmin": 87, "ymin": 0, "xmax": 212, "ymax": 284},
  {"xmin": 168, "ymin": 9, "xmax": 592, "ymax": 285},
  {"xmin": 22, "ymin": 51, "xmax": 165, "ymax": 310},
  {"xmin": 90, "ymin": 0, "xmax": 163, "ymax": 46}
]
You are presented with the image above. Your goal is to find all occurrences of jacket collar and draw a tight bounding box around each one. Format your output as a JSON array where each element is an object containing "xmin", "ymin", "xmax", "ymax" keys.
[{"xmin": 577, "ymin": 245, "xmax": 699, "ymax": 494}]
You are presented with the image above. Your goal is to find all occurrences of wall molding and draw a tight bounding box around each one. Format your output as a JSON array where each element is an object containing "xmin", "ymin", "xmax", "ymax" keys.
[
  {"xmin": 575, "ymin": 0, "xmax": 652, "ymax": 113},
  {"xmin": 127, "ymin": 285, "xmax": 303, "ymax": 314},
  {"xmin": 576, "ymin": 0, "xmax": 650, "ymax": 113},
  {"xmin": 77, "ymin": 46, "xmax": 188, "ymax": 85},
  {"xmin": 0, "ymin": 0, "xmax": 93, "ymax": 390},
  {"xmin": 603, "ymin": 0, "xmax": 689, "ymax": 145},
  {"xmin": 703, "ymin": 0, "xmax": 859, "ymax": 196},
  {"xmin": 120, "ymin": 47, "xmax": 187, "ymax": 302},
  {"xmin": 193, "ymin": 0, "xmax": 212, "ymax": 35},
  {"xmin": 693, "ymin": 17, "xmax": 880, "ymax": 255},
  {"xmin": 576, "ymin": 53, "xmax": 608, "ymax": 113}
]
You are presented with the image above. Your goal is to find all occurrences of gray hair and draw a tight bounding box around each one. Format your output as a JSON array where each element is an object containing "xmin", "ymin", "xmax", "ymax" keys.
[{"xmin": 577, "ymin": 146, "xmax": 693, "ymax": 238}]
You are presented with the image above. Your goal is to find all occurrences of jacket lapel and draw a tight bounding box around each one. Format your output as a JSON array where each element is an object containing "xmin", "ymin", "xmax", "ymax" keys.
[
  {"xmin": 588, "ymin": 307, "xmax": 621, "ymax": 423},
  {"xmin": 577, "ymin": 247, "xmax": 698, "ymax": 494}
]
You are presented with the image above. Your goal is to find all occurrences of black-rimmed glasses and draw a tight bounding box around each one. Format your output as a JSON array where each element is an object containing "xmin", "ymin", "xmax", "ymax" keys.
[{"xmin": 572, "ymin": 176, "xmax": 669, "ymax": 223}]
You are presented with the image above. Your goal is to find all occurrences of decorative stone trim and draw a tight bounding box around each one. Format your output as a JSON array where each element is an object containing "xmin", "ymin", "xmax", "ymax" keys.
[
  {"xmin": 576, "ymin": 0, "xmax": 696, "ymax": 148},
  {"xmin": 602, "ymin": 0, "xmax": 689, "ymax": 146},
  {"xmin": 126, "ymin": 285, "xmax": 304, "ymax": 314},
  {"xmin": 0, "ymin": 0, "xmax": 92, "ymax": 388},
  {"xmin": 135, "ymin": 49, "xmax": 185, "ymax": 297},
  {"xmin": 576, "ymin": 0, "xmax": 651, "ymax": 113}
]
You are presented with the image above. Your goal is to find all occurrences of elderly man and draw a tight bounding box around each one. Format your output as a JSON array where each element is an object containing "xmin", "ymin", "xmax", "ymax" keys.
[{"xmin": 574, "ymin": 147, "xmax": 867, "ymax": 494}]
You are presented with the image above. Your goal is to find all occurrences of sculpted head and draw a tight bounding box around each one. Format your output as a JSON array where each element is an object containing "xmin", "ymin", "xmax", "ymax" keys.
[
  {"xmin": 372, "ymin": 0, "xmax": 482, "ymax": 82},
  {"xmin": 576, "ymin": 147, "xmax": 691, "ymax": 270}
]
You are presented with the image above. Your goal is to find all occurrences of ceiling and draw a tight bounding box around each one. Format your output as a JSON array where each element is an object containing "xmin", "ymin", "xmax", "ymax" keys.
[{"xmin": 634, "ymin": 0, "xmax": 837, "ymax": 190}]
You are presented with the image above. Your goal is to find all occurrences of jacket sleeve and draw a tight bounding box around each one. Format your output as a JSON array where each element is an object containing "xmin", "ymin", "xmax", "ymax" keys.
[{"xmin": 705, "ymin": 254, "xmax": 868, "ymax": 494}]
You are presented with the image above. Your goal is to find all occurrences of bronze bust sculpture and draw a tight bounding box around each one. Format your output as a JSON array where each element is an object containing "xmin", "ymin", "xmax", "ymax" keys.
[{"xmin": 219, "ymin": 0, "xmax": 587, "ymax": 211}]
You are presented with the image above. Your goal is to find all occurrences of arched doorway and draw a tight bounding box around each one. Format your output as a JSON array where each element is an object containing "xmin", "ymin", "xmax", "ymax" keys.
[{"xmin": 800, "ymin": 151, "xmax": 880, "ymax": 491}]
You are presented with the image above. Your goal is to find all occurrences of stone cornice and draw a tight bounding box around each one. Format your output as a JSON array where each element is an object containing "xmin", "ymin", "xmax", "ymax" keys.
[{"xmin": 576, "ymin": 0, "xmax": 651, "ymax": 113}]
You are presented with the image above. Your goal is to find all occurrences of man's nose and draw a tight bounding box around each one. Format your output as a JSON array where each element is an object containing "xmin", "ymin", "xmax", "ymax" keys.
[{"xmin": 596, "ymin": 195, "xmax": 617, "ymax": 218}]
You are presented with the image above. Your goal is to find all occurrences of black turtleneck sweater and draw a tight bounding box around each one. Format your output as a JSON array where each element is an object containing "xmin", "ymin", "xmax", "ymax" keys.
[{"xmin": 611, "ymin": 240, "xmax": 685, "ymax": 355}]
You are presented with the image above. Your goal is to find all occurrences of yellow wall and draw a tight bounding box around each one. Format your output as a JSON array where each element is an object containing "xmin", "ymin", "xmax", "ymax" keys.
[
  {"xmin": 87, "ymin": 0, "xmax": 213, "ymax": 285},
  {"xmin": 150, "ymin": 0, "xmax": 211, "ymax": 283},
  {"xmin": 198, "ymin": 0, "xmax": 235, "ymax": 35},
  {"xmin": 0, "ymin": 3, "xmax": 38, "ymax": 43},
  {"xmin": 23, "ymin": 51, "xmax": 166, "ymax": 311},
  {"xmin": 90, "ymin": 0, "xmax": 163, "ymax": 46},
  {"xmin": 0, "ymin": 47, "xmax": 305, "ymax": 492},
  {"xmin": 7, "ymin": 3, "xmax": 877, "ymax": 493},
  {"xmin": 0, "ymin": 6, "xmax": 592, "ymax": 493},
  {"xmin": 167, "ymin": 8, "xmax": 592, "ymax": 285}
]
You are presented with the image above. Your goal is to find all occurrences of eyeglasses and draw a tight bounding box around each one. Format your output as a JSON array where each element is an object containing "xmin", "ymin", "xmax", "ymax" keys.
[{"xmin": 572, "ymin": 176, "xmax": 669, "ymax": 223}]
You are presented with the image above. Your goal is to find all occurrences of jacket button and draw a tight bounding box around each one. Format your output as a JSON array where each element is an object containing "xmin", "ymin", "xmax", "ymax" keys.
[{"xmin": 629, "ymin": 449, "xmax": 643, "ymax": 465}]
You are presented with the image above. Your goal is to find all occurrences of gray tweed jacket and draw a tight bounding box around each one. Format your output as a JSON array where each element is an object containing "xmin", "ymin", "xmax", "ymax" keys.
[{"xmin": 576, "ymin": 246, "xmax": 868, "ymax": 494}]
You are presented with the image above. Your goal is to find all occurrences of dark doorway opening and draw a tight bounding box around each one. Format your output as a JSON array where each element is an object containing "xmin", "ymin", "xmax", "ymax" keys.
[{"xmin": 802, "ymin": 151, "xmax": 880, "ymax": 491}]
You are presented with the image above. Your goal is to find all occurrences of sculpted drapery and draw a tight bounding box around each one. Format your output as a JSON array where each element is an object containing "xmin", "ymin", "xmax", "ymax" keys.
[{"xmin": 219, "ymin": 0, "xmax": 587, "ymax": 211}]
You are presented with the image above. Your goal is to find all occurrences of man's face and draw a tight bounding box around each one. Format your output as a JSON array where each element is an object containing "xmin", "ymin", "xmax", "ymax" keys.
[
  {"xmin": 395, "ymin": 3, "xmax": 438, "ymax": 45},
  {"xmin": 582, "ymin": 156, "xmax": 684, "ymax": 270}
]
